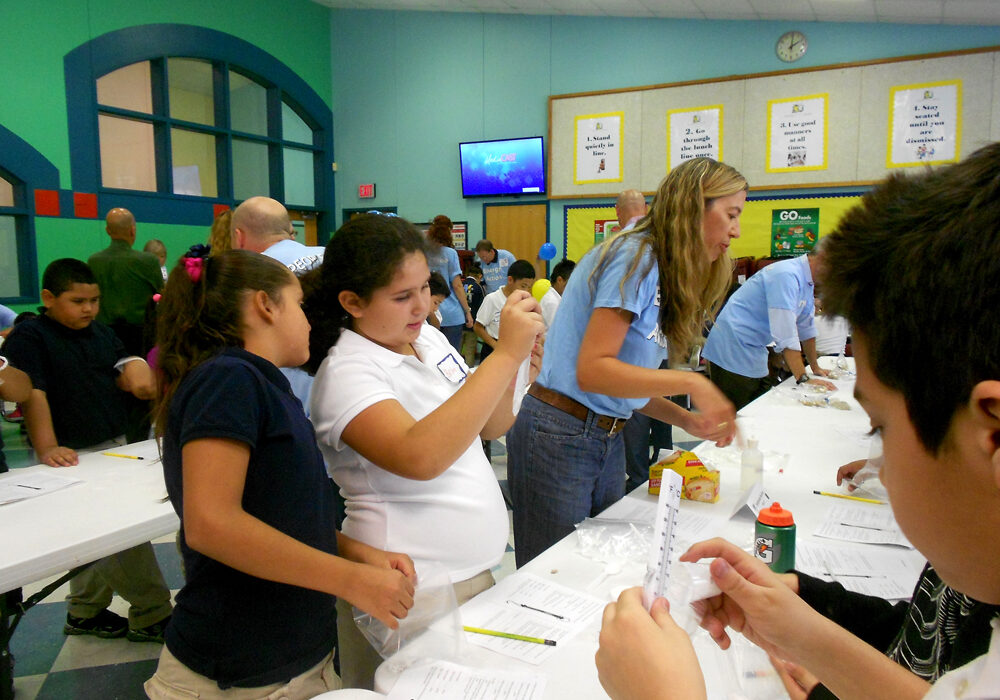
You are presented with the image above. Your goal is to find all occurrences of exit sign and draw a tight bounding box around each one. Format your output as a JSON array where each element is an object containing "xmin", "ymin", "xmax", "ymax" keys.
[{"xmin": 358, "ymin": 183, "xmax": 376, "ymax": 199}]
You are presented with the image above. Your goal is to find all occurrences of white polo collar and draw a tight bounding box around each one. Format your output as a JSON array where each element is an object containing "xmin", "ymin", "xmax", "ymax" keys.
[{"xmin": 333, "ymin": 326, "xmax": 461, "ymax": 374}]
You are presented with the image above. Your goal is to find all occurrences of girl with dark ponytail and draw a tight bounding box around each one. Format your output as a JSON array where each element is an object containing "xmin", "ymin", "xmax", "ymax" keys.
[{"xmin": 146, "ymin": 247, "xmax": 415, "ymax": 699}]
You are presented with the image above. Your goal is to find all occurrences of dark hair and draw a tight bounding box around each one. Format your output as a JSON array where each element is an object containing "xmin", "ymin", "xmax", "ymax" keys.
[
  {"xmin": 474, "ymin": 239, "xmax": 495, "ymax": 253},
  {"xmin": 508, "ymin": 260, "xmax": 536, "ymax": 282},
  {"xmin": 467, "ymin": 264, "xmax": 483, "ymax": 277},
  {"xmin": 42, "ymin": 258, "xmax": 97, "ymax": 296},
  {"xmin": 304, "ymin": 213, "xmax": 428, "ymax": 373},
  {"xmin": 550, "ymin": 259, "xmax": 576, "ymax": 283},
  {"xmin": 821, "ymin": 142, "xmax": 1000, "ymax": 453},
  {"xmin": 428, "ymin": 271, "xmax": 450, "ymax": 298},
  {"xmin": 13, "ymin": 311, "xmax": 37, "ymax": 326},
  {"xmin": 153, "ymin": 249, "xmax": 294, "ymax": 435}
]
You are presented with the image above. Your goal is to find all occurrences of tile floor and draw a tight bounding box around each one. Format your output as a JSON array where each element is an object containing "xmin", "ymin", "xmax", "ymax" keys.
[{"xmin": 3, "ymin": 418, "xmax": 698, "ymax": 699}]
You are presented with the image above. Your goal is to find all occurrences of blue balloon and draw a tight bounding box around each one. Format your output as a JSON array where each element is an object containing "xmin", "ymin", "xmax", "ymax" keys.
[{"xmin": 539, "ymin": 242, "xmax": 557, "ymax": 260}]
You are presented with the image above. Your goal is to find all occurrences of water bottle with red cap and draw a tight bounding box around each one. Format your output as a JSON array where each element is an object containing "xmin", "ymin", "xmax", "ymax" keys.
[{"xmin": 754, "ymin": 502, "xmax": 796, "ymax": 573}]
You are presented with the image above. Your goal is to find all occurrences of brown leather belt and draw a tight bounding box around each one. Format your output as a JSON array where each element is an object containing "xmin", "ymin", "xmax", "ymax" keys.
[{"xmin": 527, "ymin": 383, "xmax": 629, "ymax": 435}]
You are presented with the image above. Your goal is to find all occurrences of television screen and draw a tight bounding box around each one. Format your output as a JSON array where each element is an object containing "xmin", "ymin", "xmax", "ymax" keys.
[{"xmin": 459, "ymin": 136, "xmax": 546, "ymax": 197}]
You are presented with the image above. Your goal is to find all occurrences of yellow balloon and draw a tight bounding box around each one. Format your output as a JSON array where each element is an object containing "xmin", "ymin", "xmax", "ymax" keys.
[{"xmin": 531, "ymin": 278, "xmax": 552, "ymax": 302}]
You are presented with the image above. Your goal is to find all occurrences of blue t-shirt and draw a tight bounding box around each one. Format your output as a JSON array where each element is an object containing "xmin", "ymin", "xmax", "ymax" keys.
[
  {"xmin": 263, "ymin": 238, "xmax": 325, "ymax": 275},
  {"xmin": 480, "ymin": 249, "xmax": 516, "ymax": 294},
  {"xmin": 703, "ymin": 255, "xmax": 816, "ymax": 378},
  {"xmin": 163, "ymin": 347, "xmax": 338, "ymax": 688},
  {"xmin": 537, "ymin": 233, "xmax": 667, "ymax": 418},
  {"xmin": 427, "ymin": 246, "xmax": 465, "ymax": 327},
  {"xmin": 0, "ymin": 304, "xmax": 15, "ymax": 329}
]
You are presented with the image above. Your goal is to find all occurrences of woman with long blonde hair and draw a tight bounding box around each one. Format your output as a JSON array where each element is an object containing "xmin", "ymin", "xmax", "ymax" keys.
[{"xmin": 507, "ymin": 157, "xmax": 744, "ymax": 566}]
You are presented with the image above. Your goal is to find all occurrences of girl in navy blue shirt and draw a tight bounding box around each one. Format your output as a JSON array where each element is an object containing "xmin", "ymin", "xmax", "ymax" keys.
[{"xmin": 145, "ymin": 248, "xmax": 415, "ymax": 698}]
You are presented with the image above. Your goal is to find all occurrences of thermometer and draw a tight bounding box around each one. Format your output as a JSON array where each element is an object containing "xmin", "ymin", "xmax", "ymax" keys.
[{"xmin": 642, "ymin": 469, "xmax": 683, "ymax": 610}]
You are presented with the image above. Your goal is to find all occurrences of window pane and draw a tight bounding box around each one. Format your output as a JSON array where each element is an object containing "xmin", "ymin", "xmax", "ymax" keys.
[
  {"xmin": 0, "ymin": 216, "xmax": 19, "ymax": 297},
  {"xmin": 230, "ymin": 71, "xmax": 267, "ymax": 136},
  {"xmin": 168, "ymin": 58, "xmax": 214, "ymax": 126},
  {"xmin": 97, "ymin": 61, "xmax": 152, "ymax": 114},
  {"xmin": 282, "ymin": 101, "xmax": 312, "ymax": 144},
  {"xmin": 99, "ymin": 114, "xmax": 156, "ymax": 191},
  {"xmin": 171, "ymin": 129, "xmax": 218, "ymax": 198},
  {"xmin": 0, "ymin": 177, "xmax": 13, "ymax": 208},
  {"xmin": 283, "ymin": 148, "xmax": 314, "ymax": 207},
  {"xmin": 232, "ymin": 139, "xmax": 269, "ymax": 201}
]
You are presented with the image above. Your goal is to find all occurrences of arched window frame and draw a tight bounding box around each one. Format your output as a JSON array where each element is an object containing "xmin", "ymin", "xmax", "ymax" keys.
[
  {"xmin": 0, "ymin": 125, "xmax": 51, "ymax": 304},
  {"xmin": 64, "ymin": 24, "xmax": 334, "ymax": 233}
]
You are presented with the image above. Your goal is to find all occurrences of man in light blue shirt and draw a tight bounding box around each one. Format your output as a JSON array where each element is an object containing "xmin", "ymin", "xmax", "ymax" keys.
[
  {"xmin": 474, "ymin": 239, "xmax": 516, "ymax": 294},
  {"xmin": 231, "ymin": 196, "xmax": 322, "ymax": 412},
  {"xmin": 703, "ymin": 249, "xmax": 834, "ymax": 409},
  {"xmin": 231, "ymin": 196, "xmax": 324, "ymax": 274}
]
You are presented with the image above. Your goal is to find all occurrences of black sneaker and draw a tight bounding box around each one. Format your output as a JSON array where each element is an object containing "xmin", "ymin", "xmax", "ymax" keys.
[
  {"xmin": 64, "ymin": 609, "xmax": 128, "ymax": 638},
  {"xmin": 126, "ymin": 614, "xmax": 171, "ymax": 643}
]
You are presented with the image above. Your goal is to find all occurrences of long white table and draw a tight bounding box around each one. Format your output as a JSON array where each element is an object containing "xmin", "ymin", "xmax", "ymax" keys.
[
  {"xmin": 0, "ymin": 439, "xmax": 178, "ymax": 593},
  {"xmin": 0, "ymin": 439, "xmax": 178, "ymax": 700},
  {"xmin": 375, "ymin": 362, "xmax": 926, "ymax": 698}
]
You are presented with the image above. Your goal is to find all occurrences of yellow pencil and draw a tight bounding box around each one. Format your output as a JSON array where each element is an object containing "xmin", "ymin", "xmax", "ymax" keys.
[
  {"xmin": 813, "ymin": 490, "xmax": 886, "ymax": 505},
  {"xmin": 102, "ymin": 452, "xmax": 144, "ymax": 460},
  {"xmin": 463, "ymin": 626, "xmax": 556, "ymax": 646}
]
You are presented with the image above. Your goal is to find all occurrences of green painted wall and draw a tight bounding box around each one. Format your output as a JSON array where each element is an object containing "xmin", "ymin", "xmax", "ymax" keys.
[{"xmin": 0, "ymin": 0, "xmax": 331, "ymax": 310}]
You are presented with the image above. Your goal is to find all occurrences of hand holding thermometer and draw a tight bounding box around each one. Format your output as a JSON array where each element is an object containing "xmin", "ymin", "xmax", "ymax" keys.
[{"xmin": 642, "ymin": 469, "xmax": 683, "ymax": 610}]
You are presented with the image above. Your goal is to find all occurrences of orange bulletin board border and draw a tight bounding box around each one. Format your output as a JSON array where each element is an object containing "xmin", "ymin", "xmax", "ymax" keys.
[{"xmin": 563, "ymin": 193, "xmax": 864, "ymax": 265}]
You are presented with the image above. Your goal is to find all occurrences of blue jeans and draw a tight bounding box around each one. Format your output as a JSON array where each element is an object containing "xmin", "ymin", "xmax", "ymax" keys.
[
  {"xmin": 623, "ymin": 411, "xmax": 674, "ymax": 493},
  {"xmin": 507, "ymin": 394, "xmax": 626, "ymax": 568},
  {"xmin": 440, "ymin": 324, "xmax": 464, "ymax": 352}
]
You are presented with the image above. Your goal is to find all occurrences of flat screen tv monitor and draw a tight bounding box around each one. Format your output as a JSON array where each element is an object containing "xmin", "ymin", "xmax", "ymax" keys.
[{"xmin": 459, "ymin": 136, "xmax": 546, "ymax": 198}]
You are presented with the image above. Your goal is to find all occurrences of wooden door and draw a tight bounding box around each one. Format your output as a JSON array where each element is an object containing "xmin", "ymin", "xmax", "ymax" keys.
[
  {"xmin": 287, "ymin": 209, "xmax": 318, "ymax": 246},
  {"xmin": 484, "ymin": 203, "xmax": 549, "ymax": 280}
]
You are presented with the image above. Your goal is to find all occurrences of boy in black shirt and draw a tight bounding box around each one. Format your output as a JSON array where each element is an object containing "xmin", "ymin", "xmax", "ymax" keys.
[{"xmin": 4, "ymin": 259, "xmax": 172, "ymax": 642}]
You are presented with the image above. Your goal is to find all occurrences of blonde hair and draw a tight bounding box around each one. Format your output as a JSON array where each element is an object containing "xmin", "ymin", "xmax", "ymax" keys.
[
  {"xmin": 589, "ymin": 158, "xmax": 746, "ymax": 361},
  {"xmin": 207, "ymin": 209, "xmax": 233, "ymax": 256}
]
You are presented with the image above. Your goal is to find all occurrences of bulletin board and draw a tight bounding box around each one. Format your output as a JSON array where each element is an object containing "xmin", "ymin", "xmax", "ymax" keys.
[
  {"xmin": 563, "ymin": 194, "xmax": 863, "ymax": 264},
  {"xmin": 548, "ymin": 46, "xmax": 1000, "ymax": 198}
]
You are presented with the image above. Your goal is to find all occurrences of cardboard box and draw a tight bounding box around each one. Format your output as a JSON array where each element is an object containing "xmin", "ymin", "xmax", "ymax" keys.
[{"xmin": 649, "ymin": 450, "xmax": 720, "ymax": 503}]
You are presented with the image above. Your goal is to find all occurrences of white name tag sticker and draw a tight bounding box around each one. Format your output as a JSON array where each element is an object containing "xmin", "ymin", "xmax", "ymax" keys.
[{"xmin": 436, "ymin": 353, "xmax": 467, "ymax": 383}]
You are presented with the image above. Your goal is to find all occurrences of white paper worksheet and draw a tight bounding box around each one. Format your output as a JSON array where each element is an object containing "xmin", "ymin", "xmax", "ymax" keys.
[
  {"xmin": 459, "ymin": 574, "xmax": 603, "ymax": 664},
  {"xmin": 796, "ymin": 541, "xmax": 924, "ymax": 599},
  {"xmin": 813, "ymin": 504, "xmax": 913, "ymax": 548},
  {"xmin": 0, "ymin": 471, "xmax": 82, "ymax": 506},
  {"xmin": 386, "ymin": 660, "xmax": 546, "ymax": 699}
]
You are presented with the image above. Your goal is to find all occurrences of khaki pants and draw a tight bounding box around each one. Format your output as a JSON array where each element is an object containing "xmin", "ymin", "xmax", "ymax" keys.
[
  {"xmin": 144, "ymin": 646, "xmax": 341, "ymax": 699},
  {"xmin": 336, "ymin": 569, "xmax": 495, "ymax": 690},
  {"xmin": 67, "ymin": 542, "xmax": 173, "ymax": 628},
  {"xmin": 66, "ymin": 437, "xmax": 172, "ymax": 629}
]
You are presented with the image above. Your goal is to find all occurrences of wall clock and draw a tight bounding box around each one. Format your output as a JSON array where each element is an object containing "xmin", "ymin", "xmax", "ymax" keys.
[{"xmin": 776, "ymin": 30, "xmax": 808, "ymax": 62}]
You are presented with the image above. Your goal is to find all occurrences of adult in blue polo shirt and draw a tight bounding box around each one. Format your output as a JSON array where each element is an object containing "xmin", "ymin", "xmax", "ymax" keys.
[
  {"xmin": 702, "ymin": 248, "xmax": 835, "ymax": 409},
  {"xmin": 474, "ymin": 239, "xmax": 516, "ymax": 294}
]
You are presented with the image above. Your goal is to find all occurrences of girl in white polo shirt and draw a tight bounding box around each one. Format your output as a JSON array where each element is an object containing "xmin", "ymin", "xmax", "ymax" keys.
[{"xmin": 304, "ymin": 213, "xmax": 544, "ymax": 689}]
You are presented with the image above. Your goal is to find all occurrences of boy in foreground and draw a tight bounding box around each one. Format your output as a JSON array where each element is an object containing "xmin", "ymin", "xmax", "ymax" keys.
[{"xmin": 596, "ymin": 143, "xmax": 1000, "ymax": 699}]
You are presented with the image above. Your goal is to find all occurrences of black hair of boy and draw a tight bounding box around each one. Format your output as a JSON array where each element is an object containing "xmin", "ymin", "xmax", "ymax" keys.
[
  {"xmin": 467, "ymin": 264, "xmax": 483, "ymax": 277},
  {"xmin": 550, "ymin": 259, "xmax": 576, "ymax": 283},
  {"xmin": 14, "ymin": 310, "xmax": 38, "ymax": 326},
  {"xmin": 428, "ymin": 271, "xmax": 450, "ymax": 298},
  {"xmin": 821, "ymin": 141, "xmax": 1000, "ymax": 453},
  {"xmin": 42, "ymin": 258, "xmax": 98, "ymax": 296},
  {"xmin": 507, "ymin": 260, "xmax": 536, "ymax": 282}
]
